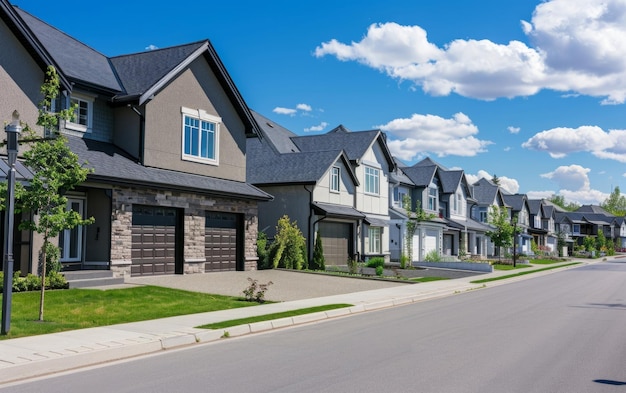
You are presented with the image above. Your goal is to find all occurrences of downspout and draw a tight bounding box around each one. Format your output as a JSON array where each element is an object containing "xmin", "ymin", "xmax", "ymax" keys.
[
  {"xmin": 128, "ymin": 105, "xmax": 145, "ymax": 165},
  {"xmin": 305, "ymin": 185, "xmax": 315, "ymax": 262}
]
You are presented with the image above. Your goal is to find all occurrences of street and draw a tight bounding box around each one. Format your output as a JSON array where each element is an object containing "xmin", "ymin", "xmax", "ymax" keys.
[{"xmin": 3, "ymin": 261, "xmax": 626, "ymax": 392}]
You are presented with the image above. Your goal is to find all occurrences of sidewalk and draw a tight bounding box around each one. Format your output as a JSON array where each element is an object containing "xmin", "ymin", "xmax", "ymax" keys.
[{"xmin": 0, "ymin": 260, "xmax": 588, "ymax": 384}]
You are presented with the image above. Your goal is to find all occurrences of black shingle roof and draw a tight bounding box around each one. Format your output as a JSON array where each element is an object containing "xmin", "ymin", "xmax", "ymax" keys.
[
  {"xmin": 66, "ymin": 136, "xmax": 271, "ymax": 200},
  {"xmin": 250, "ymin": 110, "xmax": 300, "ymax": 154},
  {"xmin": 503, "ymin": 194, "xmax": 526, "ymax": 212},
  {"xmin": 292, "ymin": 130, "xmax": 381, "ymax": 162},
  {"xmin": 402, "ymin": 165, "xmax": 437, "ymax": 187},
  {"xmin": 439, "ymin": 170, "xmax": 463, "ymax": 194},
  {"xmin": 15, "ymin": 7, "xmax": 122, "ymax": 92},
  {"xmin": 472, "ymin": 178, "xmax": 499, "ymax": 205},
  {"xmin": 110, "ymin": 41, "xmax": 206, "ymax": 98}
]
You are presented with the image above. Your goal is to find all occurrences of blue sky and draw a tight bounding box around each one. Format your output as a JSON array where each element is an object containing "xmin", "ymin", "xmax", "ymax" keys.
[{"xmin": 15, "ymin": 0, "xmax": 626, "ymax": 205}]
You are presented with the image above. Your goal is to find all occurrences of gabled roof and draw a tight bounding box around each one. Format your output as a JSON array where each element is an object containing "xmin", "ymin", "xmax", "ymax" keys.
[
  {"xmin": 576, "ymin": 205, "xmax": 613, "ymax": 216},
  {"xmin": 67, "ymin": 136, "xmax": 271, "ymax": 201},
  {"xmin": 402, "ymin": 165, "xmax": 437, "ymax": 188},
  {"xmin": 291, "ymin": 129, "xmax": 395, "ymax": 171},
  {"xmin": 472, "ymin": 177, "xmax": 507, "ymax": 206},
  {"xmin": 14, "ymin": 6, "xmax": 122, "ymax": 93},
  {"xmin": 439, "ymin": 170, "xmax": 463, "ymax": 194},
  {"xmin": 503, "ymin": 194, "xmax": 528, "ymax": 213},
  {"xmin": 527, "ymin": 199, "xmax": 542, "ymax": 215},
  {"xmin": 250, "ymin": 110, "xmax": 299, "ymax": 154},
  {"xmin": 414, "ymin": 157, "xmax": 448, "ymax": 170}
]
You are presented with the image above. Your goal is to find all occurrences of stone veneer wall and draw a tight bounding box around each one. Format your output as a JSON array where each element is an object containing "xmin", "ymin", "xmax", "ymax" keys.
[{"xmin": 110, "ymin": 186, "xmax": 259, "ymax": 277}]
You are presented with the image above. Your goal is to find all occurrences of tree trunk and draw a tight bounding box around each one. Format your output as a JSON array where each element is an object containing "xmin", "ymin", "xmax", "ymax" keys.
[{"xmin": 39, "ymin": 236, "xmax": 48, "ymax": 321}]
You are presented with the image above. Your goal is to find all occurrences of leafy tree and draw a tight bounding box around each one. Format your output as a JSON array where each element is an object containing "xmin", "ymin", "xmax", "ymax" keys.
[
  {"xmin": 548, "ymin": 194, "xmax": 580, "ymax": 212},
  {"xmin": 556, "ymin": 229, "xmax": 567, "ymax": 257},
  {"xmin": 491, "ymin": 174, "xmax": 500, "ymax": 186},
  {"xmin": 311, "ymin": 230, "xmax": 325, "ymax": 271},
  {"xmin": 1, "ymin": 66, "xmax": 94, "ymax": 321},
  {"xmin": 256, "ymin": 231, "xmax": 270, "ymax": 269},
  {"xmin": 403, "ymin": 195, "xmax": 436, "ymax": 262},
  {"xmin": 601, "ymin": 186, "xmax": 626, "ymax": 216},
  {"xmin": 269, "ymin": 215, "xmax": 307, "ymax": 270},
  {"xmin": 486, "ymin": 206, "xmax": 515, "ymax": 261},
  {"xmin": 596, "ymin": 229, "xmax": 606, "ymax": 252}
]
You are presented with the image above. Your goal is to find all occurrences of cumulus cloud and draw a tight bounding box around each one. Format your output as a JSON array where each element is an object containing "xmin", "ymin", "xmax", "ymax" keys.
[
  {"xmin": 145, "ymin": 44, "xmax": 159, "ymax": 51},
  {"xmin": 522, "ymin": 126, "xmax": 626, "ymax": 162},
  {"xmin": 508, "ymin": 126, "xmax": 520, "ymax": 134},
  {"xmin": 538, "ymin": 164, "xmax": 609, "ymax": 204},
  {"xmin": 379, "ymin": 112, "xmax": 492, "ymax": 161},
  {"xmin": 465, "ymin": 170, "xmax": 520, "ymax": 194},
  {"xmin": 273, "ymin": 103, "xmax": 315, "ymax": 116},
  {"xmin": 314, "ymin": 0, "xmax": 626, "ymax": 103},
  {"xmin": 304, "ymin": 122, "xmax": 329, "ymax": 132}
]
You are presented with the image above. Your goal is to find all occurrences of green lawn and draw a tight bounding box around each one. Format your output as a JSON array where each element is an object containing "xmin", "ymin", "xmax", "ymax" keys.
[
  {"xmin": 409, "ymin": 276, "xmax": 449, "ymax": 282},
  {"xmin": 493, "ymin": 263, "xmax": 532, "ymax": 271},
  {"xmin": 530, "ymin": 258, "xmax": 568, "ymax": 265},
  {"xmin": 0, "ymin": 286, "xmax": 258, "ymax": 340},
  {"xmin": 471, "ymin": 262, "xmax": 581, "ymax": 284}
]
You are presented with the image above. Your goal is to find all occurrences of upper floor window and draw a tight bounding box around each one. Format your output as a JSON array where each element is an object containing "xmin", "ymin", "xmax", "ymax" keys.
[
  {"xmin": 479, "ymin": 208, "xmax": 488, "ymax": 223},
  {"xmin": 330, "ymin": 167, "xmax": 340, "ymax": 192},
  {"xmin": 65, "ymin": 93, "xmax": 94, "ymax": 133},
  {"xmin": 394, "ymin": 187, "xmax": 409, "ymax": 208},
  {"xmin": 428, "ymin": 187, "xmax": 437, "ymax": 211},
  {"xmin": 534, "ymin": 216, "xmax": 541, "ymax": 228},
  {"xmin": 182, "ymin": 107, "xmax": 220, "ymax": 165},
  {"xmin": 365, "ymin": 166, "xmax": 380, "ymax": 195},
  {"xmin": 573, "ymin": 224, "xmax": 580, "ymax": 234}
]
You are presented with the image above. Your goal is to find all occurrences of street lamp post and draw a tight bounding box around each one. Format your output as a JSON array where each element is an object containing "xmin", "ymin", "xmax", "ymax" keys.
[{"xmin": 2, "ymin": 110, "xmax": 22, "ymax": 335}]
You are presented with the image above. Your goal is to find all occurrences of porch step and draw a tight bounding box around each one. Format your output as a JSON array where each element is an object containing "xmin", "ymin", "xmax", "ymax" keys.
[{"xmin": 63, "ymin": 270, "xmax": 125, "ymax": 289}]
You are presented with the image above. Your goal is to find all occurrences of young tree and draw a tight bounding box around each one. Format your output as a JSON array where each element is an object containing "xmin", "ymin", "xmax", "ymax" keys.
[
  {"xmin": 269, "ymin": 215, "xmax": 307, "ymax": 270},
  {"xmin": 403, "ymin": 195, "xmax": 436, "ymax": 263},
  {"xmin": 485, "ymin": 205, "xmax": 515, "ymax": 261},
  {"xmin": 548, "ymin": 194, "xmax": 580, "ymax": 212},
  {"xmin": 491, "ymin": 174, "xmax": 501, "ymax": 186},
  {"xmin": 12, "ymin": 66, "xmax": 94, "ymax": 321},
  {"xmin": 311, "ymin": 230, "xmax": 325, "ymax": 271}
]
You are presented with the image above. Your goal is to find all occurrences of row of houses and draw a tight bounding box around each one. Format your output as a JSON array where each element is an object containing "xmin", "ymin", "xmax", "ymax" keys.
[{"xmin": 1, "ymin": 2, "xmax": 623, "ymax": 279}]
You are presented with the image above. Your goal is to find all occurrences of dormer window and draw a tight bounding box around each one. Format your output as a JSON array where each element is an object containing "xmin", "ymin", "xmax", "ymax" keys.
[
  {"xmin": 330, "ymin": 166, "xmax": 340, "ymax": 192},
  {"xmin": 428, "ymin": 186, "xmax": 437, "ymax": 211},
  {"xmin": 181, "ymin": 107, "xmax": 220, "ymax": 165}
]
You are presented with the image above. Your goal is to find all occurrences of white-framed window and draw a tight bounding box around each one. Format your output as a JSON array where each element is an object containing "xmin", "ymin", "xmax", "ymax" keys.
[
  {"xmin": 181, "ymin": 107, "xmax": 220, "ymax": 165},
  {"xmin": 330, "ymin": 166, "xmax": 340, "ymax": 192},
  {"xmin": 368, "ymin": 226, "xmax": 381, "ymax": 254},
  {"xmin": 428, "ymin": 187, "xmax": 437, "ymax": 211},
  {"xmin": 59, "ymin": 198, "xmax": 85, "ymax": 262},
  {"xmin": 365, "ymin": 166, "xmax": 380, "ymax": 195},
  {"xmin": 479, "ymin": 208, "xmax": 488, "ymax": 223},
  {"xmin": 393, "ymin": 187, "xmax": 409, "ymax": 208},
  {"xmin": 65, "ymin": 93, "xmax": 94, "ymax": 133}
]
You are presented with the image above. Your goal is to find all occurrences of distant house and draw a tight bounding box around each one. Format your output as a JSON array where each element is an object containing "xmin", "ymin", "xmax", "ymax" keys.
[
  {"xmin": 248, "ymin": 112, "xmax": 395, "ymax": 265},
  {"xmin": 470, "ymin": 177, "xmax": 509, "ymax": 257},
  {"xmin": 502, "ymin": 194, "xmax": 533, "ymax": 255},
  {"xmin": 0, "ymin": 1, "xmax": 271, "ymax": 276}
]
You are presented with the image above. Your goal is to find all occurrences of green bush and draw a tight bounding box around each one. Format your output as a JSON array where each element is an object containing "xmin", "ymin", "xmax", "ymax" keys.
[
  {"xmin": 366, "ymin": 257, "xmax": 385, "ymax": 269},
  {"xmin": 347, "ymin": 258, "xmax": 358, "ymax": 274},
  {"xmin": 424, "ymin": 250, "xmax": 442, "ymax": 262},
  {"xmin": 400, "ymin": 254, "xmax": 410, "ymax": 269},
  {"xmin": 270, "ymin": 215, "xmax": 307, "ymax": 270},
  {"xmin": 375, "ymin": 265, "xmax": 384, "ymax": 276},
  {"xmin": 256, "ymin": 231, "xmax": 271, "ymax": 270},
  {"xmin": 0, "ymin": 270, "xmax": 68, "ymax": 293}
]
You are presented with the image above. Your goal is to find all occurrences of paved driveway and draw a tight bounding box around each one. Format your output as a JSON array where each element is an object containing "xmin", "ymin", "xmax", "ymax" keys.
[{"xmin": 125, "ymin": 270, "xmax": 408, "ymax": 302}]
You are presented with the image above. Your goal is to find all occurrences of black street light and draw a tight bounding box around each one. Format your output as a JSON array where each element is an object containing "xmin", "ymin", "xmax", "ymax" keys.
[{"xmin": 2, "ymin": 110, "xmax": 21, "ymax": 335}]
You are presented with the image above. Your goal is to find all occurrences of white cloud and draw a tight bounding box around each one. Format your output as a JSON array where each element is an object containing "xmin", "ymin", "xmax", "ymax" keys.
[
  {"xmin": 465, "ymin": 170, "xmax": 520, "ymax": 194},
  {"xmin": 538, "ymin": 164, "xmax": 609, "ymax": 204},
  {"xmin": 526, "ymin": 190, "xmax": 555, "ymax": 200},
  {"xmin": 504, "ymin": 147, "xmax": 511, "ymax": 152},
  {"xmin": 380, "ymin": 112, "xmax": 492, "ymax": 161},
  {"xmin": 273, "ymin": 103, "xmax": 314, "ymax": 116},
  {"xmin": 145, "ymin": 44, "xmax": 159, "ymax": 51},
  {"xmin": 314, "ymin": 0, "xmax": 626, "ymax": 103},
  {"xmin": 304, "ymin": 122, "xmax": 329, "ymax": 132},
  {"xmin": 273, "ymin": 107, "xmax": 297, "ymax": 116},
  {"xmin": 508, "ymin": 126, "xmax": 520, "ymax": 134},
  {"xmin": 522, "ymin": 126, "xmax": 626, "ymax": 162}
]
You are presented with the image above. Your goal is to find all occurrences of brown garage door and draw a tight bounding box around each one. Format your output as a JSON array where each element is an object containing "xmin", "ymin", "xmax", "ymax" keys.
[
  {"xmin": 205, "ymin": 212, "xmax": 241, "ymax": 272},
  {"xmin": 131, "ymin": 205, "xmax": 179, "ymax": 276},
  {"xmin": 319, "ymin": 222, "xmax": 351, "ymax": 266}
]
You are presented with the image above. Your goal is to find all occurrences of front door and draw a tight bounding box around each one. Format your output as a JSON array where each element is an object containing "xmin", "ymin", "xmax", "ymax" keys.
[{"xmin": 60, "ymin": 198, "xmax": 84, "ymax": 264}]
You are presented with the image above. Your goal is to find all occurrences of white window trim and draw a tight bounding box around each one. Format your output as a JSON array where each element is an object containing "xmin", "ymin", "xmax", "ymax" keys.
[
  {"xmin": 330, "ymin": 166, "xmax": 340, "ymax": 193},
  {"xmin": 181, "ymin": 106, "xmax": 221, "ymax": 166},
  {"xmin": 364, "ymin": 166, "xmax": 380, "ymax": 196},
  {"xmin": 368, "ymin": 226, "xmax": 382, "ymax": 254},
  {"xmin": 65, "ymin": 92, "xmax": 95, "ymax": 133}
]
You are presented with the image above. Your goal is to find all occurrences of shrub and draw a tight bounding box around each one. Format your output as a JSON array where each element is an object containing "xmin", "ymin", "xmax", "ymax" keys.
[
  {"xmin": 366, "ymin": 257, "xmax": 385, "ymax": 269},
  {"xmin": 347, "ymin": 258, "xmax": 358, "ymax": 274},
  {"xmin": 375, "ymin": 265, "xmax": 384, "ymax": 276},
  {"xmin": 242, "ymin": 277, "xmax": 273, "ymax": 303},
  {"xmin": 399, "ymin": 254, "xmax": 410, "ymax": 269},
  {"xmin": 424, "ymin": 250, "xmax": 441, "ymax": 262},
  {"xmin": 269, "ymin": 215, "xmax": 307, "ymax": 270},
  {"xmin": 0, "ymin": 270, "xmax": 67, "ymax": 292},
  {"xmin": 311, "ymin": 231, "xmax": 325, "ymax": 271},
  {"xmin": 256, "ymin": 231, "xmax": 271, "ymax": 270}
]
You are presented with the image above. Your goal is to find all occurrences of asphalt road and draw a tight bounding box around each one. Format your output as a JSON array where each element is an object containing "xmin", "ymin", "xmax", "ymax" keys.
[{"xmin": 5, "ymin": 261, "xmax": 626, "ymax": 392}]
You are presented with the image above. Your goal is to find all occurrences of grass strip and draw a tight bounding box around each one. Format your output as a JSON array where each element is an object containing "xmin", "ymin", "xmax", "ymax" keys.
[
  {"xmin": 0, "ymin": 286, "xmax": 257, "ymax": 340},
  {"xmin": 493, "ymin": 264, "xmax": 532, "ymax": 271},
  {"xmin": 198, "ymin": 304, "xmax": 353, "ymax": 330},
  {"xmin": 409, "ymin": 276, "xmax": 449, "ymax": 283},
  {"xmin": 470, "ymin": 262, "xmax": 581, "ymax": 284},
  {"xmin": 530, "ymin": 259, "xmax": 570, "ymax": 265}
]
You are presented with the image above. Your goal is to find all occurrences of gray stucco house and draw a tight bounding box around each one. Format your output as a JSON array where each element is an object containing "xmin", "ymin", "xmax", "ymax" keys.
[{"xmin": 0, "ymin": 0, "xmax": 271, "ymax": 277}]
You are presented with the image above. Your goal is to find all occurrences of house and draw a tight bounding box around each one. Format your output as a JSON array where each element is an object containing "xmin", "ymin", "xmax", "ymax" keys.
[
  {"xmin": 248, "ymin": 112, "xmax": 395, "ymax": 265},
  {"xmin": 470, "ymin": 177, "xmax": 510, "ymax": 257},
  {"xmin": 0, "ymin": 1, "xmax": 271, "ymax": 277}
]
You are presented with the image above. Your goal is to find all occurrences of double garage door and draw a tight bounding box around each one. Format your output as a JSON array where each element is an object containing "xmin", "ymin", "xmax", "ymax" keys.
[
  {"xmin": 319, "ymin": 222, "xmax": 352, "ymax": 266},
  {"xmin": 131, "ymin": 206, "xmax": 241, "ymax": 276}
]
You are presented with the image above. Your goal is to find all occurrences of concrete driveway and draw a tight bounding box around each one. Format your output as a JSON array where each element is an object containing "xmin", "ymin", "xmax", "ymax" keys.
[{"xmin": 125, "ymin": 269, "xmax": 408, "ymax": 302}]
